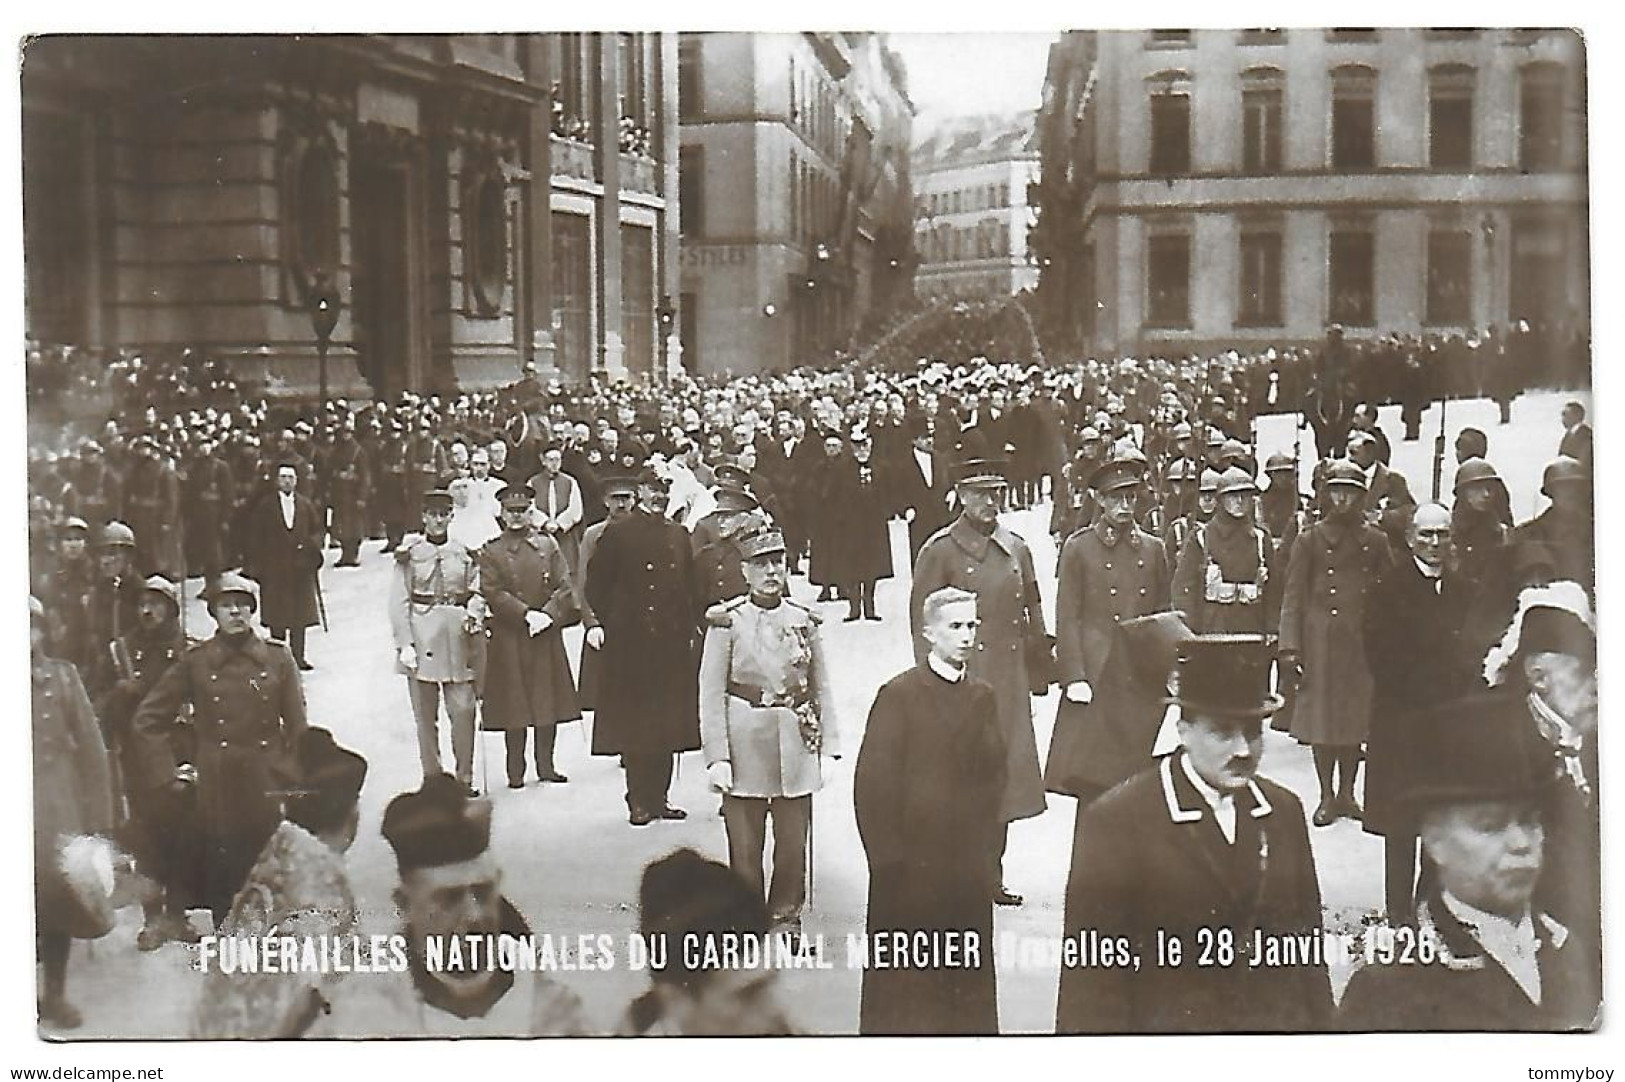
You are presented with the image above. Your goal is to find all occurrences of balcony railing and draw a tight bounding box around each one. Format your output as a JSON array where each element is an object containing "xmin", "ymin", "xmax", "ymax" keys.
[
  {"xmin": 620, "ymin": 151, "xmax": 658, "ymax": 195},
  {"xmin": 550, "ymin": 135, "xmax": 597, "ymax": 184}
]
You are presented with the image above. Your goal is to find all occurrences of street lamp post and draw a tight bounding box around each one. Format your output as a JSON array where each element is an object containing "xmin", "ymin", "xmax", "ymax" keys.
[
  {"xmin": 308, "ymin": 270, "xmax": 341, "ymax": 405},
  {"xmin": 656, "ymin": 295, "xmax": 676, "ymax": 380}
]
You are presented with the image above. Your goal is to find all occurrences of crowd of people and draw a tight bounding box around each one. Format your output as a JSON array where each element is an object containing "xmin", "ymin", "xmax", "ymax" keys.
[{"xmin": 27, "ymin": 316, "xmax": 1599, "ymax": 1036}]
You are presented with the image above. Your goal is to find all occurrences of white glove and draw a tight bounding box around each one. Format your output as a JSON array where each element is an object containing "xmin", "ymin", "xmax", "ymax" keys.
[
  {"xmin": 1065, "ymin": 680, "xmax": 1094, "ymax": 705},
  {"xmin": 585, "ymin": 626, "xmax": 606, "ymax": 650},
  {"xmin": 707, "ymin": 762, "xmax": 734, "ymax": 794},
  {"xmin": 525, "ymin": 610, "xmax": 553, "ymax": 637},
  {"xmin": 398, "ymin": 645, "xmax": 418, "ymax": 670},
  {"xmin": 903, "ymin": 507, "xmax": 917, "ymax": 523}
]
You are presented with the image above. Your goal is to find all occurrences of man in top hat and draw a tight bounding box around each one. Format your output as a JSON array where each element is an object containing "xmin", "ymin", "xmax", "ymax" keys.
[
  {"xmin": 1339, "ymin": 692, "xmax": 1599, "ymax": 1031},
  {"xmin": 321, "ymin": 775, "xmax": 586, "ymax": 1036},
  {"xmin": 1057, "ymin": 635, "xmax": 1332, "ymax": 1034},
  {"xmin": 391, "ymin": 490, "xmax": 487, "ymax": 795},
  {"xmin": 619, "ymin": 848, "xmax": 795, "ymax": 1035},
  {"xmin": 130, "ymin": 572, "xmax": 308, "ymax": 924},
  {"xmin": 478, "ymin": 484, "xmax": 582, "ymax": 790},
  {"xmin": 586, "ymin": 465, "xmax": 702, "ymax": 825},
  {"xmin": 94, "ymin": 574, "xmax": 201, "ymax": 950},
  {"xmin": 1174, "ymin": 465, "xmax": 1276, "ymax": 635},
  {"xmin": 529, "ymin": 442, "xmax": 586, "ymax": 574},
  {"xmin": 910, "ymin": 457, "xmax": 1047, "ymax": 906},
  {"xmin": 1050, "ymin": 451, "xmax": 1173, "ymax": 801},
  {"xmin": 241, "ymin": 462, "xmax": 323, "ymax": 670},
  {"xmin": 1511, "ymin": 457, "xmax": 1592, "ymax": 597},
  {"xmin": 1280, "ymin": 459, "xmax": 1392, "ymax": 826},
  {"xmin": 699, "ymin": 523, "xmax": 838, "ymax": 931},
  {"xmin": 856, "ymin": 584, "xmax": 1006, "ymax": 1034}
]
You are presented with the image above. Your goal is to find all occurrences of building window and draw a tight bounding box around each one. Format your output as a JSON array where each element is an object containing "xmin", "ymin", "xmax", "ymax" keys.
[
  {"xmin": 22, "ymin": 110, "xmax": 91, "ymax": 344},
  {"xmin": 551, "ymin": 211, "xmax": 593, "ymax": 376},
  {"xmin": 621, "ymin": 224, "xmax": 655, "ymax": 373},
  {"xmin": 1326, "ymin": 29, "xmax": 1379, "ymax": 43},
  {"xmin": 678, "ymin": 36, "xmax": 703, "ymax": 121},
  {"xmin": 1148, "ymin": 75, "xmax": 1192, "ymax": 176},
  {"xmin": 1148, "ymin": 30, "xmax": 1193, "ymax": 48},
  {"xmin": 1429, "ymin": 65, "xmax": 1475, "ymax": 169},
  {"xmin": 1519, "ymin": 62, "xmax": 1566, "ymax": 171},
  {"xmin": 1425, "ymin": 231, "xmax": 1473, "ymax": 325},
  {"xmin": 1328, "ymin": 229, "xmax": 1376, "ymax": 326},
  {"xmin": 1147, "ymin": 233, "xmax": 1191, "ymax": 327},
  {"xmin": 1426, "ymin": 28, "xmax": 1479, "ymax": 40},
  {"xmin": 1241, "ymin": 69, "xmax": 1284, "ymax": 174},
  {"xmin": 1331, "ymin": 65, "xmax": 1377, "ymax": 170},
  {"xmin": 558, "ymin": 33, "xmax": 590, "ymax": 139},
  {"xmin": 679, "ymin": 146, "xmax": 704, "ymax": 236},
  {"xmin": 1238, "ymin": 231, "xmax": 1283, "ymax": 326},
  {"xmin": 463, "ymin": 164, "xmax": 509, "ymax": 317},
  {"xmin": 1240, "ymin": 29, "xmax": 1286, "ymax": 45},
  {"xmin": 618, "ymin": 33, "xmax": 648, "ymax": 129}
]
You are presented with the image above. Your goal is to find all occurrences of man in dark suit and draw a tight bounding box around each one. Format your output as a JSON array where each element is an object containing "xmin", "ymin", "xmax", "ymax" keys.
[
  {"xmin": 1339, "ymin": 692, "xmax": 1599, "ymax": 1031},
  {"xmin": 242, "ymin": 462, "xmax": 322, "ymax": 669},
  {"xmin": 1056, "ymin": 635, "xmax": 1332, "ymax": 1034},
  {"xmin": 1361, "ymin": 502, "xmax": 1477, "ymax": 923},
  {"xmin": 893, "ymin": 417, "xmax": 953, "ymax": 564},
  {"xmin": 1557, "ymin": 401, "xmax": 1592, "ymax": 470},
  {"xmin": 1347, "ymin": 429, "xmax": 1415, "ymax": 547}
]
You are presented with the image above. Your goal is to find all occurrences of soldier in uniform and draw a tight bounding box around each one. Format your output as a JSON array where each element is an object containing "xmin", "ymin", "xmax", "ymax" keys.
[
  {"xmin": 1174, "ymin": 466, "xmax": 1276, "ymax": 635},
  {"xmin": 84, "ymin": 521, "xmax": 145, "ymax": 698},
  {"xmin": 1057, "ymin": 636, "xmax": 1332, "ymax": 1034},
  {"xmin": 377, "ymin": 423, "xmax": 412, "ymax": 553},
  {"xmin": 586, "ymin": 466, "xmax": 702, "ymax": 825},
  {"xmin": 182, "ymin": 441, "xmax": 235, "ymax": 586},
  {"xmin": 35, "ymin": 516, "xmax": 94, "ymax": 670},
  {"xmin": 95, "ymin": 575, "xmax": 200, "ymax": 950},
  {"xmin": 1512, "ymin": 457, "xmax": 1593, "ymax": 597},
  {"xmin": 692, "ymin": 481, "xmax": 760, "ymax": 609},
  {"xmin": 318, "ymin": 775, "xmax": 587, "ymax": 1036},
  {"xmin": 909, "ymin": 458, "xmax": 1046, "ymax": 906},
  {"xmin": 390, "ymin": 490, "xmax": 486, "ymax": 795},
  {"xmin": 1348, "ymin": 429, "xmax": 1416, "ymax": 549},
  {"xmin": 1259, "ymin": 452, "xmax": 1308, "ymax": 554},
  {"xmin": 129, "ymin": 573, "xmax": 308, "ymax": 924},
  {"xmin": 1278, "ymin": 460, "xmax": 1394, "ymax": 827},
  {"xmin": 327, "ymin": 422, "xmax": 372, "ymax": 567},
  {"xmin": 479, "ymin": 485, "xmax": 581, "ymax": 790},
  {"xmin": 1045, "ymin": 452, "xmax": 1172, "ymax": 806},
  {"xmin": 699, "ymin": 525, "xmax": 839, "ymax": 931},
  {"xmin": 122, "ymin": 436, "xmax": 184, "ymax": 579},
  {"xmin": 63, "ymin": 440, "xmax": 121, "ymax": 531}
]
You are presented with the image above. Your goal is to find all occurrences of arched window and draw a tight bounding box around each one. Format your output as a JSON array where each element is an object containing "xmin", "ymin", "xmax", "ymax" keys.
[
  {"xmin": 278, "ymin": 121, "xmax": 342, "ymax": 307},
  {"xmin": 1147, "ymin": 70, "xmax": 1192, "ymax": 176},
  {"xmin": 1330, "ymin": 64, "xmax": 1378, "ymax": 170},
  {"xmin": 1428, "ymin": 63, "xmax": 1476, "ymax": 170},
  {"xmin": 462, "ymin": 154, "xmax": 510, "ymax": 318},
  {"xmin": 1241, "ymin": 66, "xmax": 1285, "ymax": 174}
]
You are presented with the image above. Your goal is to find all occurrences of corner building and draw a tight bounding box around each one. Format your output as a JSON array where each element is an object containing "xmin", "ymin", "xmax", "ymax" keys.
[
  {"xmin": 677, "ymin": 32, "xmax": 915, "ymax": 375},
  {"xmin": 22, "ymin": 34, "xmax": 680, "ymax": 396},
  {"xmin": 1058, "ymin": 29, "xmax": 1587, "ymax": 356}
]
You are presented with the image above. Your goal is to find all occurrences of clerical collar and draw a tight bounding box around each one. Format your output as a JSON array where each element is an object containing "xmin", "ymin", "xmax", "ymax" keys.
[{"xmin": 926, "ymin": 653, "xmax": 966, "ymax": 683}]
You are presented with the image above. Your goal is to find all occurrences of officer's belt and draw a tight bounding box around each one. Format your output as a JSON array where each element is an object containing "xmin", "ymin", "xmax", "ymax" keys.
[
  {"xmin": 727, "ymin": 682, "xmax": 807, "ymax": 710},
  {"xmin": 411, "ymin": 591, "xmax": 472, "ymax": 606}
]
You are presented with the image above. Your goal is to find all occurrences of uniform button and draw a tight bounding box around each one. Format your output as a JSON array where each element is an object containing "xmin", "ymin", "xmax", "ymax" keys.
[
  {"xmin": 646, "ymin": 563, "xmax": 655, "ymax": 571},
  {"xmin": 1140, "ymin": 587, "xmax": 1148, "ymax": 595},
  {"xmin": 977, "ymin": 643, "xmax": 985, "ymax": 651},
  {"xmin": 219, "ymin": 740, "xmax": 228, "ymax": 748},
  {"xmin": 1109, "ymin": 587, "xmax": 1118, "ymax": 596},
  {"xmin": 1329, "ymin": 587, "xmax": 1337, "ymax": 595},
  {"xmin": 1137, "ymin": 560, "xmax": 1145, "ymax": 568},
  {"xmin": 1105, "ymin": 563, "xmax": 1113, "ymax": 571},
  {"xmin": 1112, "ymin": 614, "xmax": 1121, "ymax": 622},
  {"xmin": 1330, "ymin": 608, "xmax": 1339, "ymax": 617}
]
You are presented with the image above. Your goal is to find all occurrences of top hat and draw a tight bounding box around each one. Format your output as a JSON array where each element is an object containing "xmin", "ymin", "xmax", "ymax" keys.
[
  {"xmin": 1167, "ymin": 634, "xmax": 1284, "ymax": 719},
  {"xmin": 1398, "ymin": 692, "xmax": 1558, "ymax": 807},
  {"xmin": 382, "ymin": 773, "xmax": 493, "ymax": 872}
]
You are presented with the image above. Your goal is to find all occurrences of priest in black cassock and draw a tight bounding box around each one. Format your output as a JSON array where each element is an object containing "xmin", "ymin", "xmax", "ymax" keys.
[{"xmin": 854, "ymin": 585, "xmax": 1006, "ymax": 1035}]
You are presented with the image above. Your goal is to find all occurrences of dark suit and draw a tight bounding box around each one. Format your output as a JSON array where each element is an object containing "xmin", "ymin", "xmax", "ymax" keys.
[
  {"xmin": 893, "ymin": 446, "xmax": 953, "ymax": 563},
  {"xmin": 1558, "ymin": 422, "xmax": 1592, "ymax": 470},
  {"xmin": 1339, "ymin": 891, "xmax": 1598, "ymax": 1031},
  {"xmin": 1057, "ymin": 754, "xmax": 1333, "ymax": 1033},
  {"xmin": 242, "ymin": 492, "xmax": 323, "ymax": 662}
]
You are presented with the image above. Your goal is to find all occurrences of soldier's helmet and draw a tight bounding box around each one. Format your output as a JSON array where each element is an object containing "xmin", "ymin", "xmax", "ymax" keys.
[
  {"xmin": 1322, "ymin": 460, "xmax": 1369, "ymax": 490},
  {"xmin": 1218, "ymin": 466, "xmax": 1258, "ymax": 496},
  {"xmin": 100, "ymin": 521, "xmax": 137, "ymax": 549},
  {"xmin": 1264, "ymin": 452, "xmax": 1295, "ymax": 475},
  {"xmin": 1164, "ymin": 458, "xmax": 1195, "ymax": 483},
  {"xmin": 205, "ymin": 571, "xmax": 260, "ymax": 611},
  {"xmin": 1198, "ymin": 468, "xmax": 1223, "ymax": 494},
  {"xmin": 1453, "ymin": 457, "xmax": 1503, "ymax": 493},
  {"xmin": 1540, "ymin": 456, "xmax": 1587, "ymax": 498}
]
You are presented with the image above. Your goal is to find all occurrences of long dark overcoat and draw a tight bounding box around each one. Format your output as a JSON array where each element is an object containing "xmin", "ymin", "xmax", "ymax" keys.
[
  {"xmin": 478, "ymin": 530, "xmax": 581, "ymax": 730},
  {"xmin": 242, "ymin": 492, "xmax": 323, "ymax": 631},
  {"xmin": 585, "ymin": 510, "xmax": 701, "ymax": 757},
  {"xmin": 34, "ymin": 657, "xmax": 116, "ymax": 936}
]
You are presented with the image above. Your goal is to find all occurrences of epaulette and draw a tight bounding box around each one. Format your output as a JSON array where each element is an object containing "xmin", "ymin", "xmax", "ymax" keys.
[
  {"xmin": 397, "ymin": 532, "xmax": 425, "ymax": 562},
  {"xmin": 703, "ymin": 597, "xmax": 747, "ymax": 629},
  {"xmin": 784, "ymin": 598, "xmax": 822, "ymax": 625}
]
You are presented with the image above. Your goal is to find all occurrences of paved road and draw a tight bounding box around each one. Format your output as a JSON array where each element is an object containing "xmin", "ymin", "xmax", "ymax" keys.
[{"xmin": 58, "ymin": 392, "xmax": 1584, "ymax": 1037}]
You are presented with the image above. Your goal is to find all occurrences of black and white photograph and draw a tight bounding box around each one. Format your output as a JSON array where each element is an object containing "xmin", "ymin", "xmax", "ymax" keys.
[{"xmin": 11, "ymin": 15, "xmax": 1610, "ymax": 1065}]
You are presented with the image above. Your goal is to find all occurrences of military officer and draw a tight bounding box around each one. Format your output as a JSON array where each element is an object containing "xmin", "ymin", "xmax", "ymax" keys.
[
  {"xmin": 390, "ymin": 490, "xmax": 485, "ymax": 794},
  {"xmin": 1279, "ymin": 460, "xmax": 1393, "ymax": 827},
  {"xmin": 1174, "ymin": 466, "xmax": 1275, "ymax": 635},
  {"xmin": 1045, "ymin": 452, "xmax": 1172, "ymax": 806},
  {"xmin": 478, "ymin": 485, "xmax": 581, "ymax": 790},
  {"xmin": 182, "ymin": 441, "xmax": 236, "ymax": 586},
  {"xmin": 84, "ymin": 521, "xmax": 145, "ymax": 698},
  {"xmin": 129, "ymin": 572, "xmax": 308, "ymax": 924},
  {"xmin": 699, "ymin": 525, "xmax": 839, "ymax": 930},
  {"xmin": 327, "ymin": 422, "xmax": 371, "ymax": 567},
  {"xmin": 909, "ymin": 458, "xmax": 1046, "ymax": 906},
  {"xmin": 691, "ymin": 474, "xmax": 762, "ymax": 608}
]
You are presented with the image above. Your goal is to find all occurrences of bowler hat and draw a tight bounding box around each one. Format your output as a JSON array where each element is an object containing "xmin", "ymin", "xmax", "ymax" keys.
[{"xmin": 1168, "ymin": 634, "xmax": 1284, "ymax": 719}]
